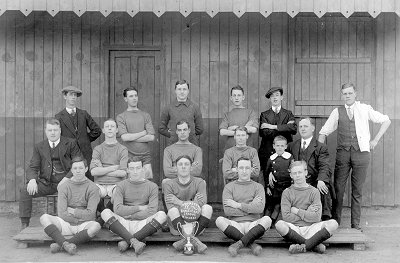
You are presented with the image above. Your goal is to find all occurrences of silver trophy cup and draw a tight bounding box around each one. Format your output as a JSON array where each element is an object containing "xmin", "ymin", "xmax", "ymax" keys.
[{"xmin": 177, "ymin": 221, "xmax": 199, "ymax": 255}]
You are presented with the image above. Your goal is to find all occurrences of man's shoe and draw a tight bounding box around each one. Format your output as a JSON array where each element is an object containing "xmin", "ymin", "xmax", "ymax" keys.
[
  {"xmin": 288, "ymin": 244, "xmax": 307, "ymax": 254},
  {"xmin": 161, "ymin": 222, "xmax": 170, "ymax": 232},
  {"xmin": 172, "ymin": 238, "xmax": 187, "ymax": 251},
  {"xmin": 62, "ymin": 241, "xmax": 77, "ymax": 255},
  {"xmin": 312, "ymin": 243, "xmax": 326, "ymax": 254},
  {"xmin": 191, "ymin": 236, "xmax": 207, "ymax": 254},
  {"xmin": 49, "ymin": 243, "xmax": 62, "ymax": 253},
  {"xmin": 250, "ymin": 243, "xmax": 262, "ymax": 256},
  {"xmin": 228, "ymin": 240, "xmax": 244, "ymax": 257},
  {"xmin": 118, "ymin": 240, "xmax": 129, "ymax": 252},
  {"xmin": 130, "ymin": 238, "xmax": 146, "ymax": 255},
  {"xmin": 351, "ymin": 224, "xmax": 363, "ymax": 232}
]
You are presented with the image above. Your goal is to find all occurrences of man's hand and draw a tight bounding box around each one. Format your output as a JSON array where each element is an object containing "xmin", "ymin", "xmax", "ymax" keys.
[
  {"xmin": 165, "ymin": 194, "xmax": 182, "ymax": 206},
  {"xmin": 227, "ymin": 125, "xmax": 239, "ymax": 131},
  {"xmin": 370, "ymin": 139, "xmax": 379, "ymax": 150},
  {"xmin": 224, "ymin": 199, "xmax": 240, "ymax": 209},
  {"xmin": 290, "ymin": 207, "xmax": 299, "ymax": 214},
  {"xmin": 109, "ymin": 165, "xmax": 120, "ymax": 171},
  {"xmin": 308, "ymin": 204, "xmax": 320, "ymax": 212},
  {"xmin": 26, "ymin": 179, "xmax": 38, "ymax": 195},
  {"xmin": 317, "ymin": 181, "xmax": 329, "ymax": 194},
  {"xmin": 268, "ymin": 173, "xmax": 276, "ymax": 188},
  {"xmin": 266, "ymin": 187, "xmax": 272, "ymax": 196},
  {"xmin": 67, "ymin": 207, "xmax": 75, "ymax": 215},
  {"xmin": 138, "ymin": 205, "xmax": 148, "ymax": 211},
  {"xmin": 57, "ymin": 177, "xmax": 69, "ymax": 191},
  {"xmin": 287, "ymin": 120, "xmax": 295, "ymax": 124}
]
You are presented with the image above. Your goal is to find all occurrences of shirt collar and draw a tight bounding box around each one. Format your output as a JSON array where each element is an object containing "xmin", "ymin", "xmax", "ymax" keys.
[
  {"xmin": 301, "ymin": 136, "xmax": 313, "ymax": 148},
  {"xmin": 48, "ymin": 138, "xmax": 60, "ymax": 148},
  {"xmin": 175, "ymin": 98, "xmax": 190, "ymax": 107},
  {"xmin": 272, "ymin": 105, "xmax": 281, "ymax": 113},
  {"xmin": 270, "ymin": 151, "xmax": 292, "ymax": 160},
  {"xmin": 65, "ymin": 107, "xmax": 76, "ymax": 114}
]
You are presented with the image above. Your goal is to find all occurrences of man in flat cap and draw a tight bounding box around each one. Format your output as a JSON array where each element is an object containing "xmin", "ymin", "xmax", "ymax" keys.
[
  {"xmin": 56, "ymin": 86, "xmax": 102, "ymax": 181},
  {"xmin": 258, "ymin": 87, "xmax": 297, "ymax": 210}
]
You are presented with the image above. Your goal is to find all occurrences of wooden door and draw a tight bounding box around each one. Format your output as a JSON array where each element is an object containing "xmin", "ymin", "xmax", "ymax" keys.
[
  {"xmin": 109, "ymin": 50, "xmax": 163, "ymax": 185},
  {"xmin": 289, "ymin": 16, "xmax": 375, "ymax": 206}
]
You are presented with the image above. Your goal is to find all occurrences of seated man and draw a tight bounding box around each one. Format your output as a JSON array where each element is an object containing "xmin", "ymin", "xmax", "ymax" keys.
[
  {"xmin": 100, "ymin": 158, "xmax": 167, "ymax": 255},
  {"xmin": 275, "ymin": 161, "xmax": 338, "ymax": 254},
  {"xmin": 40, "ymin": 157, "xmax": 101, "ymax": 255},
  {"xmin": 216, "ymin": 157, "xmax": 271, "ymax": 257},
  {"xmin": 90, "ymin": 119, "xmax": 128, "ymax": 210},
  {"xmin": 287, "ymin": 117, "xmax": 333, "ymax": 220},
  {"xmin": 19, "ymin": 118, "xmax": 81, "ymax": 230},
  {"xmin": 223, "ymin": 127, "xmax": 260, "ymax": 183},
  {"xmin": 163, "ymin": 120, "xmax": 202, "ymax": 179},
  {"xmin": 163, "ymin": 155, "xmax": 213, "ymax": 254}
]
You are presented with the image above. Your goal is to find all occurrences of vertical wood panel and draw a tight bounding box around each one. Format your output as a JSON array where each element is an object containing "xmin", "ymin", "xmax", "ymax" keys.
[
  {"xmin": 53, "ymin": 13, "xmax": 63, "ymax": 114},
  {"xmin": 43, "ymin": 13, "xmax": 53, "ymax": 118},
  {"xmin": 34, "ymin": 13, "xmax": 44, "ymax": 144},
  {"xmin": 396, "ymin": 16, "xmax": 400, "ymax": 206},
  {"xmin": 0, "ymin": 14, "xmax": 7, "ymax": 200},
  {"xmin": 259, "ymin": 16, "xmax": 271, "ymax": 115},
  {"xmin": 81, "ymin": 14, "xmax": 91, "ymax": 113},
  {"xmin": 5, "ymin": 13, "xmax": 16, "ymax": 201}
]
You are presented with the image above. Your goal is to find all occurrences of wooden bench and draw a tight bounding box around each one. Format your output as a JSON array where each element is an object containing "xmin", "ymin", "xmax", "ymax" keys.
[
  {"xmin": 14, "ymin": 227, "xmax": 372, "ymax": 251},
  {"xmin": 44, "ymin": 194, "xmax": 58, "ymax": 216}
]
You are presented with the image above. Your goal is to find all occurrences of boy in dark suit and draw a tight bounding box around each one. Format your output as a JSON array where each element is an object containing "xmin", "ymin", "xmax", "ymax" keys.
[{"xmin": 55, "ymin": 86, "xmax": 102, "ymax": 181}]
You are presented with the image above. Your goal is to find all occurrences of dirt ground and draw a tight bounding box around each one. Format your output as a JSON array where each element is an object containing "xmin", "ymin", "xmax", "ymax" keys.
[{"xmin": 1, "ymin": 207, "xmax": 400, "ymax": 263}]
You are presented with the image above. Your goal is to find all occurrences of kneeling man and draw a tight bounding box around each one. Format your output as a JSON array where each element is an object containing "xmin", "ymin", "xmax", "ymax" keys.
[
  {"xmin": 275, "ymin": 161, "xmax": 338, "ymax": 254},
  {"xmin": 163, "ymin": 155, "xmax": 213, "ymax": 254},
  {"xmin": 216, "ymin": 157, "xmax": 271, "ymax": 257},
  {"xmin": 40, "ymin": 157, "xmax": 101, "ymax": 255},
  {"xmin": 100, "ymin": 158, "xmax": 167, "ymax": 255}
]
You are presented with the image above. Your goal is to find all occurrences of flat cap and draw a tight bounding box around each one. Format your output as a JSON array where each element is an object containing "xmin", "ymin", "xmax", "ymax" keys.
[
  {"xmin": 265, "ymin": 87, "xmax": 283, "ymax": 98},
  {"xmin": 61, "ymin": 86, "xmax": 82, "ymax": 97}
]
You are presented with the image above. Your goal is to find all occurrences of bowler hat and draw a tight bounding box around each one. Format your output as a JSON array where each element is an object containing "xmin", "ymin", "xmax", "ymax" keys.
[
  {"xmin": 61, "ymin": 86, "xmax": 82, "ymax": 97},
  {"xmin": 265, "ymin": 87, "xmax": 283, "ymax": 98}
]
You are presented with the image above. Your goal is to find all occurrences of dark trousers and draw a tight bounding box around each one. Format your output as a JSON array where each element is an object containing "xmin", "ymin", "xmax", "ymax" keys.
[
  {"xmin": 332, "ymin": 148, "xmax": 370, "ymax": 226},
  {"xmin": 19, "ymin": 180, "xmax": 58, "ymax": 219},
  {"xmin": 309, "ymin": 181, "xmax": 333, "ymax": 220}
]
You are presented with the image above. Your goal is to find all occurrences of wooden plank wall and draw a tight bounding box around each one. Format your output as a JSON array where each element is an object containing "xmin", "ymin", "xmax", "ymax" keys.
[{"xmin": 0, "ymin": 11, "xmax": 398, "ymax": 206}]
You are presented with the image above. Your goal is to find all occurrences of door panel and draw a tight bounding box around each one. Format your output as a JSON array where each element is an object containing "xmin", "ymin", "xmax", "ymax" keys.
[{"xmin": 109, "ymin": 50, "xmax": 162, "ymax": 185}]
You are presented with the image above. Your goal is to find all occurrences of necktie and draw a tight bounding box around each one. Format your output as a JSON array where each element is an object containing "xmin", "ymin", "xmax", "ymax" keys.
[
  {"xmin": 71, "ymin": 109, "xmax": 76, "ymax": 117},
  {"xmin": 347, "ymin": 107, "xmax": 353, "ymax": 120},
  {"xmin": 52, "ymin": 142, "xmax": 56, "ymax": 149},
  {"xmin": 302, "ymin": 141, "xmax": 307, "ymax": 151}
]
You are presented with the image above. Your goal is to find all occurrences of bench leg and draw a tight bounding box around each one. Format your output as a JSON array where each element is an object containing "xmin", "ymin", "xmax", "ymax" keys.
[
  {"xmin": 352, "ymin": 243, "xmax": 366, "ymax": 251},
  {"xmin": 16, "ymin": 242, "xmax": 28, "ymax": 249}
]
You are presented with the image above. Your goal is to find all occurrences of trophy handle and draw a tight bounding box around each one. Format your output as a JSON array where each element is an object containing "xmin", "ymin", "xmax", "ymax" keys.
[
  {"xmin": 192, "ymin": 221, "xmax": 200, "ymax": 236},
  {"xmin": 176, "ymin": 222, "xmax": 184, "ymax": 237}
]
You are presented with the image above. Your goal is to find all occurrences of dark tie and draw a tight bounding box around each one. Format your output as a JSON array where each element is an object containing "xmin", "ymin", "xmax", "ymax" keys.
[
  {"xmin": 302, "ymin": 141, "xmax": 307, "ymax": 151},
  {"xmin": 52, "ymin": 142, "xmax": 55, "ymax": 149},
  {"xmin": 347, "ymin": 107, "xmax": 353, "ymax": 120},
  {"xmin": 71, "ymin": 109, "xmax": 76, "ymax": 117}
]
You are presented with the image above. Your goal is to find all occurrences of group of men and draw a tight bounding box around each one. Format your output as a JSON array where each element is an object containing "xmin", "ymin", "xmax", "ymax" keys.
[{"xmin": 19, "ymin": 80, "xmax": 390, "ymax": 256}]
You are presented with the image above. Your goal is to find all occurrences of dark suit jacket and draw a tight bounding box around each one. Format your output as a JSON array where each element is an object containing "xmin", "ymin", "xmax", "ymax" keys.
[
  {"xmin": 287, "ymin": 137, "xmax": 331, "ymax": 185},
  {"xmin": 26, "ymin": 136, "xmax": 81, "ymax": 183},
  {"xmin": 55, "ymin": 108, "xmax": 101, "ymax": 162},
  {"xmin": 258, "ymin": 108, "xmax": 297, "ymax": 169}
]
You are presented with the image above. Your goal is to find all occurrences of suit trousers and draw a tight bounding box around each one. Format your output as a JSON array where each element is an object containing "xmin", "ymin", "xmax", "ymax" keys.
[
  {"xmin": 332, "ymin": 147, "xmax": 370, "ymax": 226},
  {"xmin": 19, "ymin": 179, "xmax": 58, "ymax": 219}
]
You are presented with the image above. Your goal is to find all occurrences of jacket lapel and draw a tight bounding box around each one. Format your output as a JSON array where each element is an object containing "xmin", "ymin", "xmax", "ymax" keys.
[
  {"xmin": 306, "ymin": 137, "xmax": 318, "ymax": 162},
  {"xmin": 60, "ymin": 109, "xmax": 76, "ymax": 135},
  {"xmin": 292, "ymin": 139, "xmax": 301, "ymax": 160},
  {"xmin": 39, "ymin": 141, "xmax": 52, "ymax": 166}
]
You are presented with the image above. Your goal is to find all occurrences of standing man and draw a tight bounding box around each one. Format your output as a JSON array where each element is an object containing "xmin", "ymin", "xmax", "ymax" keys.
[
  {"xmin": 117, "ymin": 87, "xmax": 155, "ymax": 179},
  {"xmin": 55, "ymin": 86, "xmax": 102, "ymax": 181},
  {"xmin": 90, "ymin": 119, "xmax": 128, "ymax": 209},
  {"xmin": 216, "ymin": 157, "xmax": 271, "ymax": 257},
  {"xmin": 319, "ymin": 83, "xmax": 391, "ymax": 230},
  {"xmin": 258, "ymin": 87, "xmax": 297, "ymax": 183},
  {"xmin": 159, "ymin": 80, "xmax": 204, "ymax": 146},
  {"xmin": 223, "ymin": 127, "xmax": 260, "ymax": 183},
  {"xmin": 19, "ymin": 119, "xmax": 81, "ymax": 230},
  {"xmin": 40, "ymin": 156, "xmax": 101, "ymax": 255},
  {"xmin": 287, "ymin": 117, "xmax": 333, "ymax": 220},
  {"xmin": 219, "ymin": 85, "xmax": 258, "ymax": 151},
  {"xmin": 163, "ymin": 155, "xmax": 213, "ymax": 254},
  {"xmin": 163, "ymin": 120, "xmax": 203, "ymax": 179},
  {"xmin": 275, "ymin": 161, "xmax": 338, "ymax": 254},
  {"xmin": 100, "ymin": 158, "xmax": 167, "ymax": 255}
]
